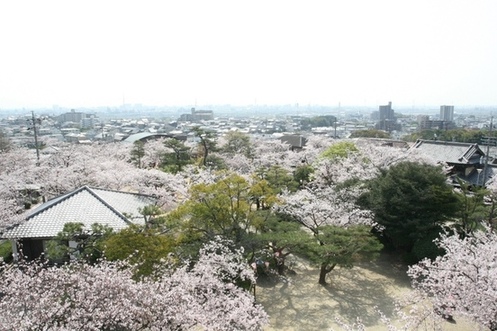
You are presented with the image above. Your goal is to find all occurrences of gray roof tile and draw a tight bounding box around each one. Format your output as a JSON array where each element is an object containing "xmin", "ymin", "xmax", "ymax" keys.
[
  {"xmin": 411, "ymin": 140, "xmax": 484, "ymax": 164},
  {"xmin": 2, "ymin": 186, "xmax": 156, "ymax": 239}
]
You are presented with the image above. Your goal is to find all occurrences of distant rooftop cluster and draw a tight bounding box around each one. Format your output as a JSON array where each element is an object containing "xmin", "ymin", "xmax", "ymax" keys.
[{"xmin": 0, "ymin": 103, "xmax": 495, "ymax": 148}]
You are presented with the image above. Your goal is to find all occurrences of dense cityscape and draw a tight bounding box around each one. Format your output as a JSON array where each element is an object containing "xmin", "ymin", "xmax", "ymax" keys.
[{"xmin": 1, "ymin": 102, "xmax": 497, "ymax": 148}]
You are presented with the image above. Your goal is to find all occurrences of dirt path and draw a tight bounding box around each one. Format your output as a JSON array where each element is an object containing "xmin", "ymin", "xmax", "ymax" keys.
[{"xmin": 256, "ymin": 253, "xmax": 482, "ymax": 331}]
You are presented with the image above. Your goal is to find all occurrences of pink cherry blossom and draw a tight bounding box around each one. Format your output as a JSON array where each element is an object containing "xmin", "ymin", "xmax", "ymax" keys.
[
  {"xmin": 408, "ymin": 226, "xmax": 497, "ymax": 330},
  {"xmin": 0, "ymin": 238, "xmax": 268, "ymax": 330}
]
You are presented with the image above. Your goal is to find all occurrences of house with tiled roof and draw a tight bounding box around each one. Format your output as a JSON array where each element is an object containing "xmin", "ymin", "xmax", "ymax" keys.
[
  {"xmin": 1, "ymin": 186, "xmax": 157, "ymax": 261},
  {"xmin": 410, "ymin": 139, "xmax": 495, "ymax": 186}
]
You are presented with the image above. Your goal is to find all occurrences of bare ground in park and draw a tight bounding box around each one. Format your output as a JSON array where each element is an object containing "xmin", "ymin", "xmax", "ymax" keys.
[{"xmin": 256, "ymin": 252, "xmax": 483, "ymax": 331}]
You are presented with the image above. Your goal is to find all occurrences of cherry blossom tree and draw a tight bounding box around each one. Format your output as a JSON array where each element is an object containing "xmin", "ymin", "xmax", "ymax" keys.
[
  {"xmin": 251, "ymin": 136, "xmax": 295, "ymax": 171},
  {"xmin": 0, "ymin": 147, "xmax": 41, "ymax": 230},
  {"xmin": 0, "ymin": 198, "xmax": 21, "ymax": 233},
  {"xmin": 277, "ymin": 185, "xmax": 380, "ymax": 285},
  {"xmin": 354, "ymin": 138, "xmax": 439, "ymax": 169},
  {"xmin": 312, "ymin": 150, "xmax": 377, "ymax": 187},
  {"xmin": 271, "ymin": 139, "xmax": 387, "ymax": 285},
  {"xmin": 309, "ymin": 139, "xmax": 437, "ymax": 189},
  {"xmin": 0, "ymin": 142, "xmax": 192, "ymax": 235},
  {"xmin": 0, "ymin": 239, "xmax": 268, "ymax": 331},
  {"xmin": 408, "ymin": 227, "xmax": 497, "ymax": 330},
  {"xmin": 142, "ymin": 137, "xmax": 167, "ymax": 169}
]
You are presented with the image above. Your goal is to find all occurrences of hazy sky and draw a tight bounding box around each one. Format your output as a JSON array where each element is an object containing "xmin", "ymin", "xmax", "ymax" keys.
[{"xmin": 1, "ymin": 0, "xmax": 497, "ymax": 109}]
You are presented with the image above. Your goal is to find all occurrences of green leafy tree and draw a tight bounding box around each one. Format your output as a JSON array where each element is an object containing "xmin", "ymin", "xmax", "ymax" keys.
[
  {"xmin": 293, "ymin": 164, "xmax": 314, "ymax": 188},
  {"xmin": 103, "ymin": 225, "xmax": 177, "ymax": 278},
  {"xmin": 45, "ymin": 222, "xmax": 114, "ymax": 264},
  {"xmin": 139, "ymin": 204, "xmax": 164, "ymax": 228},
  {"xmin": 256, "ymin": 165, "xmax": 299, "ymax": 193},
  {"xmin": 358, "ymin": 161, "xmax": 459, "ymax": 260},
  {"xmin": 248, "ymin": 177, "xmax": 279, "ymax": 210},
  {"xmin": 453, "ymin": 179, "xmax": 489, "ymax": 234},
  {"xmin": 222, "ymin": 131, "xmax": 254, "ymax": 158},
  {"xmin": 255, "ymin": 213, "xmax": 310, "ymax": 275},
  {"xmin": 300, "ymin": 115, "xmax": 337, "ymax": 130},
  {"xmin": 192, "ymin": 127, "xmax": 218, "ymax": 167},
  {"xmin": 303, "ymin": 225, "xmax": 383, "ymax": 285},
  {"xmin": 172, "ymin": 174, "xmax": 253, "ymax": 244},
  {"xmin": 130, "ymin": 141, "xmax": 145, "ymax": 168},
  {"xmin": 320, "ymin": 141, "xmax": 359, "ymax": 160},
  {"xmin": 168, "ymin": 173, "xmax": 282, "ymax": 262},
  {"xmin": 0, "ymin": 240, "xmax": 12, "ymax": 263},
  {"xmin": 162, "ymin": 138, "xmax": 192, "ymax": 173}
]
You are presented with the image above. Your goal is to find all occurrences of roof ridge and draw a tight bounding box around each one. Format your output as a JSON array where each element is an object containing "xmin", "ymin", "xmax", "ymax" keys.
[
  {"xmin": 416, "ymin": 139, "xmax": 477, "ymax": 147},
  {"xmin": 86, "ymin": 187, "xmax": 135, "ymax": 225},
  {"xmin": 89, "ymin": 186, "xmax": 155, "ymax": 199},
  {"xmin": 27, "ymin": 186, "xmax": 89, "ymax": 220}
]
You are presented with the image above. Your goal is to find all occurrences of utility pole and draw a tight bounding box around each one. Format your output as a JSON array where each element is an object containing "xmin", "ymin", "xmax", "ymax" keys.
[
  {"xmin": 334, "ymin": 116, "xmax": 337, "ymax": 139},
  {"xmin": 482, "ymin": 116, "xmax": 494, "ymax": 187},
  {"xmin": 31, "ymin": 111, "xmax": 40, "ymax": 166}
]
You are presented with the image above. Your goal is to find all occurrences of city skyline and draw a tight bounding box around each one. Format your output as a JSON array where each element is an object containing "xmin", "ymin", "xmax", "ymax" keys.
[{"xmin": 1, "ymin": 0, "xmax": 497, "ymax": 109}]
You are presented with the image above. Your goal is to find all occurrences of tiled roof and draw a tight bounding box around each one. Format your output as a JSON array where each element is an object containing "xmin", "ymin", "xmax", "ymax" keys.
[
  {"xmin": 1, "ymin": 186, "xmax": 156, "ymax": 239},
  {"xmin": 411, "ymin": 140, "xmax": 484, "ymax": 164},
  {"xmin": 280, "ymin": 135, "xmax": 307, "ymax": 149},
  {"xmin": 123, "ymin": 132, "xmax": 173, "ymax": 143}
]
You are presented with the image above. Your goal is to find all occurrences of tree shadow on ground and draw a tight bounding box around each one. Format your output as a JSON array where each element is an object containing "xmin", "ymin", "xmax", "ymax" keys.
[
  {"xmin": 257, "ymin": 254, "xmax": 412, "ymax": 331},
  {"xmin": 360, "ymin": 250, "xmax": 412, "ymax": 287},
  {"xmin": 324, "ymin": 266, "xmax": 407, "ymax": 328}
]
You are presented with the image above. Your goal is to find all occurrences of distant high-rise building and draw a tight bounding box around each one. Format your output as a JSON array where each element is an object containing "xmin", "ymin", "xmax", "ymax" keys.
[
  {"xmin": 417, "ymin": 114, "xmax": 455, "ymax": 131},
  {"xmin": 376, "ymin": 101, "xmax": 400, "ymax": 132},
  {"xmin": 379, "ymin": 101, "xmax": 394, "ymax": 122},
  {"xmin": 417, "ymin": 115, "xmax": 430, "ymax": 130},
  {"xmin": 440, "ymin": 105, "xmax": 454, "ymax": 122},
  {"xmin": 57, "ymin": 109, "xmax": 96, "ymax": 128}
]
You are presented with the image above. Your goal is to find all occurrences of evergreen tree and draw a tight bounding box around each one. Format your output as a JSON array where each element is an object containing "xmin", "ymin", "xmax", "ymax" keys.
[{"xmin": 358, "ymin": 161, "xmax": 459, "ymax": 260}]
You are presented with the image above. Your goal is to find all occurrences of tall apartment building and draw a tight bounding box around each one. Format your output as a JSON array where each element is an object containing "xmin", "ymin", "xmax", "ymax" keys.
[
  {"xmin": 440, "ymin": 105, "xmax": 454, "ymax": 122},
  {"xmin": 376, "ymin": 101, "xmax": 400, "ymax": 132},
  {"xmin": 57, "ymin": 109, "xmax": 97, "ymax": 128},
  {"xmin": 379, "ymin": 102, "xmax": 394, "ymax": 121},
  {"xmin": 417, "ymin": 114, "xmax": 454, "ymax": 131},
  {"xmin": 57, "ymin": 109, "xmax": 84, "ymax": 124}
]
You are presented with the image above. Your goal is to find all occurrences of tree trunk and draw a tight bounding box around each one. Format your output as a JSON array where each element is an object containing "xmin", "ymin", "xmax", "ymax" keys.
[
  {"xmin": 276, "ymin": 258, "xmax": 285, "ymax": 275},
  {"xmin": 318, "ymin": 263, "xmax": 337, "ymax": 285},
  {"xmin": 201, "ymin": 140, "xmax": 208, "ymax": 166}
]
